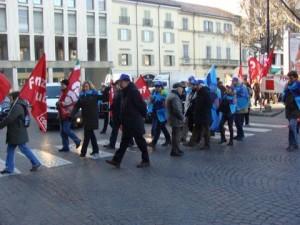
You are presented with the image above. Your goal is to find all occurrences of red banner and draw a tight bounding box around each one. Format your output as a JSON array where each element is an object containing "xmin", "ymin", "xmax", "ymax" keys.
[
  {"xmin": 20, "ymin": 54, "xmax": 47, "ymax": 132},
  {"xmin": 135, "ymin": 76, "xmax": 151, "ymax": 100},
  {"xmin": 0, "ymin": 73, "xmax": 11, "ymax": 102},
  {"xmin": 248, "ymin": 57, "xmax": 261, "ymax": 82},
  {"xmin": 261, "ymin": 50, "xmax": 274, "ymax": 80}
]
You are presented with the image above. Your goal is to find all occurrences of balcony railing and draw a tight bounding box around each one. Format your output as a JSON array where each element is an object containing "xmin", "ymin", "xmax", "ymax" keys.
[
  {"xmin": 143, "ymin": 18, "xmax": 153, "ymax": 27},
  {"xmin": 198, "ymin": 58, "xmax": 239, "ymax": 67},
  {"xmin": 119, "ymin": 16, "xmax": 130, "ymax": 25},
  {"xmin": 164, "ymin": 21, "xmax": 174, "ymax": 29},
  {"xmin": 180, "ymin": 57, "xmax": 192, "ymax": 65}
]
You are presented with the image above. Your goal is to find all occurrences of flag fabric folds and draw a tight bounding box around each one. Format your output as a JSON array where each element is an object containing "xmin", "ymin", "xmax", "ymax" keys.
[
  {"xmin": 0, "ymin": 73, "xmax": 11, "ymax": 102},
  {"xmin": 135, "ymin": 76, "xmax": 151, "ymax": 100}
]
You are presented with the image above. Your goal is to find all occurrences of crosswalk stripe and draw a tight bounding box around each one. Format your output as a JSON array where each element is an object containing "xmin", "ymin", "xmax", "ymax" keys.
[
  {"xmin": 0, "ymin": 159, "xmax": 21, "ymax": 177},
  {"xmin": 225, "ymin": 126, "xmax": 271, "ymax": 133},
  {"xmin": 18, "ymin": 149, "xmax": 72, "ymax": 168},
  {"xmin": 211, "ymin": 132, "xmax": 254, "ymax": 139},
  {"xmin": 249, "ymin": 123, "xmax": 286, "ymax": 129}
]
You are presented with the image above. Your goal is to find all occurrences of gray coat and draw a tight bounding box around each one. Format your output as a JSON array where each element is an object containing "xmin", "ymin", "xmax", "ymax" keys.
[
  {"xmin": 166, "ymin": 90, "xmax": 184, "ymax": 127},
  {"xmin": 0, "ymin": 99, "xmax": 29, "ymax": 145}
]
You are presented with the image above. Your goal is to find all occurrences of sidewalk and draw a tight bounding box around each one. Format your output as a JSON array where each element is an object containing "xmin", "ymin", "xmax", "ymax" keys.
[{"xmin": 250, "ymin": 103, "xmax": 285, "ymax": 117}]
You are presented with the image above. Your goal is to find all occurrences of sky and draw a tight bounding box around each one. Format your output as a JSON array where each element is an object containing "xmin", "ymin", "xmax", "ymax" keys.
[{"xmin": 175, "ymin": 0, "xmax": 242, "ymax": 15}]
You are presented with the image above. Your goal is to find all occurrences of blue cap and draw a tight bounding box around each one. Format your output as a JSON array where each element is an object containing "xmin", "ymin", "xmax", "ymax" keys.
[
  {"xmin": 154, "ymin": 81, "xmax": 163, "ymax": 87},
  {"xmin": 119, "ymin": 74, "xmax": 131, "ymax": 81},
  {"xmin": 232, "ymin": 77, "xmax": 239, "ymax": 82},
  {"xmin": 188, "ymin": 76, "xmax": 197, "ymax": 84},
  {"xmin": 197, "ymin": 80, "xmax": 205, "ymax": 85}
]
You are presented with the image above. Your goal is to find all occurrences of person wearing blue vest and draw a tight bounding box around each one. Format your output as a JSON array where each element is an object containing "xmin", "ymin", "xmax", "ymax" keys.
[
  {"xmin": 232, "ymin": 77, "xmax": 249, "ymax": 141},
  {"xmin": 219, "ymin": 86, "xmax": 236, "ymax": 146},
  {"xmin": 148, "ymin": 81, "xmax": 171, "ymax": 149},
  {"xmin": 283, "ymin": 71, "xmax": 300, "ymax": 151}
]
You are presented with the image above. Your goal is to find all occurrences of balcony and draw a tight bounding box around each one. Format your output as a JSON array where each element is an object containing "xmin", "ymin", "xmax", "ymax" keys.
[
  {"xmin": 119, "ymin": 16, "xmax": 130, "ymax": 25},
  {"xmin": 164, "ymin": 21, "xmax": 174, "ymax": 29},
  {"xmin": 198, "ymin": 58, "xmax": 239, "ymax": 67},
  {"xmin": 143, "ymin": 18, "xmax": 153, "ymax": 27},
  {"xmin": 180, "ymin": 57, "xmax": 193, "ymax": 65}
]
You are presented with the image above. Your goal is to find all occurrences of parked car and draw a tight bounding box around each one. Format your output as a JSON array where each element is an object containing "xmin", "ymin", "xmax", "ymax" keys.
[{"xmin": 46, "ymin": 83, "xmax": 82, "ymax": 129}]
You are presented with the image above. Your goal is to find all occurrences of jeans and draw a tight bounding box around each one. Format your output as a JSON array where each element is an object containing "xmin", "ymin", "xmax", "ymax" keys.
[
  {"xmin": 234, "ymin": 113, "xmax": 244, "ymax": 139},
  {"xmin": 109, "ymin": 120, "xmax": 121, "ymax": 148},
  {"xmin": 152, "ymin": 117, "xmax": 171, "ymax": 145},
  {"xmin": 81, "ymin": 127, "xmax": 99, "ymax": 156},
  {"xmin": 60, "ymin": 120, "xmax": 81, "ymax": 151},
  {"xmin": 151, "ymin": 116, "xmax": 158, "ymax": 137},
  {"xmin": 288, "ymin": 118, "xmax": 298, "ymax": 147},
  {"xmin": 5, "ymin": 144, "xmax": 41, "ymax": 173}
]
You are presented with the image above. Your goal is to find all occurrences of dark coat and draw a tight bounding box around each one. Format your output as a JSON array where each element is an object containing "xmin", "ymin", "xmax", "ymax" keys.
[
  {"xmin": 0, "ymin": 99, "xmax": 29, "ymax": 145},
  {"xmin": 285, "ymin": 91, "xmax": 300, "ymax": 119},
  {"xmin": 194, "ymin": 86, "xmax": 212, "ymax": 125},
  {"xmin": 166, "ymin": 90, "xmax": 184, "ymax": 128},
  {"xmin": 71, "ymin": 90, "xmax": 100, "ymax": 130},
  {"xmin": 120, "ymin": 82, "xmax": 147, "ymax": 136},
  {"xmin": 111, "ymin": 90, "xmax": 122, "ymax": 124}
]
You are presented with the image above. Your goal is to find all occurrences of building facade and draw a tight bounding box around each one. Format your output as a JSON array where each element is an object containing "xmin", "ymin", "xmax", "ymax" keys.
[
  {"xmin": 111, "ymin": 0, "xmax": 243, "ymax": 83},
  {"xmin": 0, "ymin": 0, "xmax": 112, "ymax": 90}
]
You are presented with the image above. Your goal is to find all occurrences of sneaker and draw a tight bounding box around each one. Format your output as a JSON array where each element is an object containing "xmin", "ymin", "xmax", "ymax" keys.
[
  {"xmin": 0, "ymin": 169, "xmax": 12, "ymax": 174},
  {"xmin": 75, "ymin": 141, "xmax": 81, "ymax": 149},
  {"xmin": 90, "ymin": 152, "xmax": 99, "ymax": 159},
  {"xmin": 136, "ymin": 161, "xmax": 150, "ymax": 168},
  {"xmin": 30, "ymin": 163, "xmax": 41, "ymax": 172},
  {"xmin": 106, "ymin": 159, "xmax": 120, "ymax": 168}
]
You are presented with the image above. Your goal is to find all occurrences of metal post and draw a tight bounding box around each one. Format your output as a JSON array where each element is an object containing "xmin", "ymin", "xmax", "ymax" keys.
[{"xmin": 266, "ymin": 0, "xmax": 270, "ymax": 54}]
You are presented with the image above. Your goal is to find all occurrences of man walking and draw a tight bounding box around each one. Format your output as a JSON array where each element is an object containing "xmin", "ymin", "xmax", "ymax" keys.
[
  {"xmin": 57, "ymin": 79, "xmax": 81, "ymax": 152},
  {"xmin": 166, "ymin": 83, "xmax": 185, "ymax": 157},
  {"xmin": 106, "ymin": 74, "xmax": 150, "ymax": 168}
]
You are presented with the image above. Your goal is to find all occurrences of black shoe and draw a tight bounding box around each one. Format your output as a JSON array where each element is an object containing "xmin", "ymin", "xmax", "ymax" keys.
[
  {"xmin": 147, "ymin": 142, "xmax": 155, "ymax": 148},
  {"xmin": 90, "ymin": 151, "xmax": 99, "ymax": 156},
  {"xmin": 58, "ymin": 148, "xmax": 70, "ymax": 152},
  {"xmin": 75, "ymin": 141, "xmax": 81, "ymax": 149},
  {"xmin": 100, "ymin": 130, "xmax": 106, "ymax": 134},
  {"xmin": 79, "ymin": 153, "xmax": 86, "ymax": 158},
  {"xmin": 30, "ymin": 164, "xmax": 41, "ymax": 172},
  {"xmin": 136, "ymin": 161, "xmax": 150, "ymax": 168},
  {"xmin": 227, "ymin": 141, "xmax": 233, "ymax": 146},
  {"xmin": 170, "ymin": 151, "xmax": 183, "ymax": 157},
  {"xmin": 0, "ymin": 169, "xmax": 12, "ymax": 174},
  {"xmin": 105, "ymin": 159, "xmax": 120, "ymax": 168},
  {"xmin": 161, "ymin": 141, "xmax": 171, "ymax": 147},
  {"xmin": 103, "ymin": 144, "xmax": 115, "ymax": 150},
  {"xmin": 183, "ymin": 142, "xmax": 195, "ymax": 147},
  {"xmin": 218, "ymin": 139, "xmax": 227, "ymax": 144},
  {"xmin": 286, "ymin": 146, "xmax": 298, "ymax": 152},
  {"xmin": 233, "ymin": 136, "xmax": 243, "ymax": 141},
  {"xmin": 178, "ymin": 150, "xmax": 184, "ymax": 154},
  {"xmin": 199, "ymin": 145, "xmax": 210, "ymax": 151}
]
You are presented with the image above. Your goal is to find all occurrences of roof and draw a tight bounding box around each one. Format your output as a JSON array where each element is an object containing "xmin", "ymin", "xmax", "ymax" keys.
[{"xmin": 126, "ymin": 0, "xmax": 181, "ymax": 8}]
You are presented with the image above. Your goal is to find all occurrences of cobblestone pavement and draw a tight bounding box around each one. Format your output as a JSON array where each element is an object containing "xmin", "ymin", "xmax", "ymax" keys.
[{"xmin": 0, "ymin": 113, "xmax": 299, "ymax": 225}]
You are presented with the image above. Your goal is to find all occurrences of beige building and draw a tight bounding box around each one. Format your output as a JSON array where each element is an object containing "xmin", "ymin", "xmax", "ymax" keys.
[{"xmin": 111, "ymin": 0, "xmax": 245, "ymax": 83}]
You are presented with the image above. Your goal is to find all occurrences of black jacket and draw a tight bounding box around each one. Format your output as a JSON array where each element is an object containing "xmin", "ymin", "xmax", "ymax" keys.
[
  {"xmin": 285, "ymin": 91, "xmax": 300, "ymax": 119},
  {"xmin": 111, "ymin": 90, "xmax": 122, "ymax": 124},
  {"xmin": 121, "ymin": 82, "xmax": 147, "ymax": 136},
  {"xmin": 72, "ymin": 90, "xmax": 100, "ymax": 130},
  {"xmin": 194, "ymin": 86, "xmax": 212, "ymax": 125}
]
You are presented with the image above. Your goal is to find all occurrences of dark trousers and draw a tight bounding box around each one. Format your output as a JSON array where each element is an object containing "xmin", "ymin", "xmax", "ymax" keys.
[
  {"xmin": 81, "ymin": 127, "xmax": 99, "ymax": 156},
  {"xmin": 109, "ymin": 120, "xmax": 121, "ymax": 148},
  {"xmin": 101, "ymin": 112, "xmax": 109, "ymax": 132},
  {"xmin": 190, "ymin": 124, "xmax": 210, "ymax": 147},
  {"xmin": 171, "ymin": 127, "xmax": 182, "ymax": 153},
  {"xmin": 220, "ymin": 115, "xmax": 234, "ymax": 142},
  {"xmin": 234, "ymin": 113, "xmax": 244, "ymax": 138},
  {"xmin": 152, "ymin": 118, "xmax": 171, "ymax": 145},
  {"xmin": 244, "ymin": 109, "xmax": 250, "ymax": 125},
  {"xmin": 151, "ymin": 117, "xmax": 157, "ymax": 137},
  {"xmin": 254, "ymin": 96, "xmax": 260, "ymax": 106},
  {"xmin": 113, "ymin": 132, "xmax": 149, "ymax": 164}
]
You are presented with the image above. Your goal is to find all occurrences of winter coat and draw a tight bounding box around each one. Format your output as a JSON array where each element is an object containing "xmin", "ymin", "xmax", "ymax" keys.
[
  {"xmin": 58, "ymin": 90, "xmax": 77, "ymax": 120},
  {"xmin": 284, "ymin": 81, "xmax": 300, "ymax": 119},
  {"xmin": 0, "ymin": 99, "xmax": 29, "ymax": 145},
  {"xmin": 166, "ymin": 90, "xmax": 184, "ymax": 128},
  {"xmin": 193, "ymin": 86, "xmax": 212, "ymax": 126},
  {"xmin": 71, "ymin": 89, "xmax": 100, "ymax": 130},
  {"xmin": 120, "ymin": 82, "xmax": 147, "ymax": 136},
  {"xmin": 110, "ymin": 90, "xmax": 122, "ymax": 124}
]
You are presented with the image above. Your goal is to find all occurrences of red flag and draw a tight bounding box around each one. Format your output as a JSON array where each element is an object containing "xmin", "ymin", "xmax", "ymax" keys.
[
  {"xmin": 135, "ymin": 76, "xmax": 151, "ymax": 100},
  {"xmin": 238, "ymin": 65, "xmax": 243, "ymax": 80},
  {"xmin": 260, "ymin": 50, "xmax": 274, "ymax": 80},
  {"xmin": 0, "ymin": 73, "xmax": 11, "ymax": 102},
  {"xmin": 19, "ymin": 54, "xmax": 47, "ymax": 132},
  {"xmin": 248, "ymin": 57, "xmax": 261, "ymax": 82}
]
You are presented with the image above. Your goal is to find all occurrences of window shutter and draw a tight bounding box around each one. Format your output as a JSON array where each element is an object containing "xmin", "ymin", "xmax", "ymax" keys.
[
  {"xmin": 118, "ymin": 54, "xmax": 122, "ymax": 65},
  {"xmin": 163, "ymin": 32, "xmax": 166, "ymax": 43},
  {"xmin": 150, "ymin": 31, "xmax": 154, "ymax": 42},
  {"xmin": 164, "ymin": 55, "xmax": 167, "ymax": 66},
  {"xmin": 128, "ymin": 54, "xmax": 132, "ymax": 65},
  {"xmin": 128, "ymin": 29, "xmax": 131, "ymax": 41},
  {"xmin": 151, "ymin": 55, "xmax": 154, "ymax": 66},
  {"xmin": 171, "ymin": 33, "xmax": 175, "ymax": 44},
  {"xmin": 172, "ymin": 56, "xmax": 175, "ymax": 66},
  {"xmin": 118, "ymin": 29, "xmax": 121, "ymax": 40},
  {"xmin": 142, "ymin": 55, "xmax": 145, "ymax": 65},
  {"xmin": 142, "ymin": 31, "xmax": 145, "ymax": 42}
]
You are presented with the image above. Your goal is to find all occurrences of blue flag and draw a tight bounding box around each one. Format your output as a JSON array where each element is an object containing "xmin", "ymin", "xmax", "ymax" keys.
[{"xmin": 206, "ymin": 65, "xmax": 217, "ymax": 88}]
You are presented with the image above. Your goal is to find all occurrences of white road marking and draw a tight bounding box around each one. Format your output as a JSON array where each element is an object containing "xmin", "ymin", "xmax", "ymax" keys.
[
  {"xmin": 225, "ymin": 126, "xmax": 271, "ymax": 133},
  {"xmin": 248, "ymin": 123, "xmax": 286, "ymax": 129},
  {"xmin": 0, "ymin": 159, "xmax": 21, "ymax": 177},
  {"xmin": 211, "ymin": 132, "xmax": 254, "ymax": 139}
]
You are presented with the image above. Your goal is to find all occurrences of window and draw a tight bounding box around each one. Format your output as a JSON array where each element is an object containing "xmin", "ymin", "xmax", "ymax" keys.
[
  {"xmin": 19, "ymin": 7, "xmax": 29, "ymax": 33},
  {"xmin": 206, "ymin": 46, "xmax": 211, "ymax": 59},
  {"xmin": 224, "ymin": 23, "xmax": 232, "ymax": 33},
  {"xmin": 98, "ymin": 0, "xmax": 105, "ymax": 11},
  {"xmin": 68, "ymin": 0, "xmax": 75, "ymax": 8},
  {"xmin": 87, "ymin": 38, "xmax": 95, "ymax": 61},
  {"xmin": 54, "ymin": 10, "xmax": 64, "ymax": 34},
  {"xmin": 216, "ymin": 22, "xmax": 221, "ymax": 33},
  {"xmin": 216, "ymin": 46, "xmax": 221, "ymax": 59},
  {"xmin": 143, "ymin": 10, "xmax": 152, "ymax": 27},
  {"xmin": 0, "ymin": 34, "xmax": 8, "ymax": 60},
  {"xmin": 68, "ymin": 11, "xmax": 76, "ymax": 34},
  {"xmin": 33, "ymin": 0, "xmax": 42, "ymax": 5},
  {"xmin": 118, "ymin": 29, "xmax": 131, "ymax": 41},
  {"xmin": 55, "ymin": 36, "xmax": 64, "ymax": 60},
  {"xmin": 143, "ymin": 55, "xmax": 154, "ymax": 66},
  {"xmin": 33, "ymin": 9, "xmax": 43, "ymax": 33},
  {"xmin": 280, "ymin": 54, "xmax": 284, "ymax": 66},
  {"xmin": 164, "ymin": 55, "xmax": 175, "ymax": 66},
  {"xmin": 18, "ymin": 0, "xmax": 28, "ymax": 3},
  {"xmin": 54, "ymin": 0, "xmax": 62, "ymax": 7},
  {"xmin": 142, "ymin": 30, "xmax": 153, "ymax": 42},
  {"xmin": 166, "ymin": 13, "xmax": 171, "ymax": 21},
  {"xmin": 119, "ymin": 7, "xmax": 129, "ymax": 24},
  {"xmin": 100, "ymin": 39, "xmax": 107, "ymax": 61},
  {"xmin": 164, "ymin": 13, "xmax": 174, "ymax": 29},
  {"xmin": 19, "ymin": 35, "xmax": 30, "ymax": 60},
  {"xmin": 183, "ymin": 44, "xmax": 189, "ymax": 59},
  {"xmin": 204, "ymin": 20, "xmax": 213, "ymax": 32},
  {"xmin": 34, "ymin": 36, "xmax": 44, "ymax": 60},
  {"xmin": 182, "ymin": 18, "xmax": 188, "ymax": 31},
  {"xmin": 0, "ymin": 6, "xmax": 7, "ymax": 32},
  {"xmin": 226, "ymin": 47, "xmax": 231, "ymax": 59},
  {"xmin": 86, "ymin": 0, "xmax": 94, "ymax": 10},
  {"xmin": 69, "ymin": 37, "xmax": 77, "ymax": 60},
  {"xmin": 119, "ymin": 54, "xmax": 131, "ymax": 66},
  {"xmin": 87, "ymin": 14, "xmax": 95, "ymax": 36},
  {"xmin": 163, "ymin": 32, "xmax": 174, "ymax": 44},
  {"xmin": 99, "ymin": 14, "xmax": 106, "ymax": 36},
  {"xmin": 144, "ymin": 10, "xmax": 150, "ymax": 19},
  {"xmin": 121, "ymin": 7, "xmax": 127, "ymax": 17}
]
